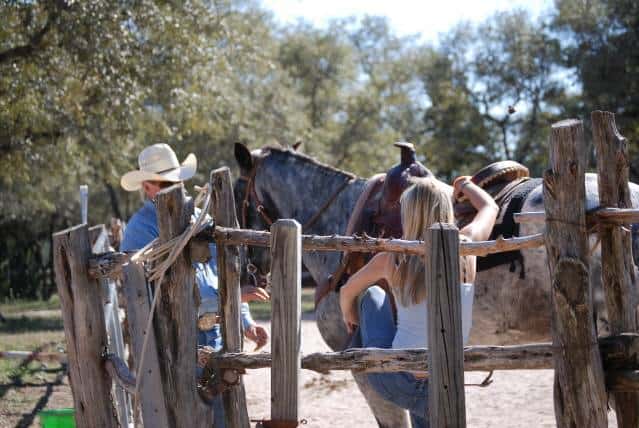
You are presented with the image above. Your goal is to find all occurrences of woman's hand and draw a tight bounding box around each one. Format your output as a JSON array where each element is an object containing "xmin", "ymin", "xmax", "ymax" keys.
[
  {"xmin": 339, "ymin": 290, "xmax": 359, "ymax": 334},
  {"xmin": 453, "ymin": 175, "xmax": 473, "ymax": 199},
  {"xmin": 241, "ymin": 286, "xmax": 270, "ymax": 303}
]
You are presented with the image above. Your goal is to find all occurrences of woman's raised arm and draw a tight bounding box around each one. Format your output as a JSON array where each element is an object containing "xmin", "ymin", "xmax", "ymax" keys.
[{"xmin": 453, "ymin": 176, "xmax": 499, "ymax": 242}]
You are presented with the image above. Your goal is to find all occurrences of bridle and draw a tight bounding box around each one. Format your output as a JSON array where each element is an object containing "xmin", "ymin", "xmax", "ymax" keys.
[
  {"xmin": 238, "ymin": 158, "xmax": 354, "ymax": 232},
  {"xmin": 238, "ymin": 157, "xmax": 274, "ymax": 229}
]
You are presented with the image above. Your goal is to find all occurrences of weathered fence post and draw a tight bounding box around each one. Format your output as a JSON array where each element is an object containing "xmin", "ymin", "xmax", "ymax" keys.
[
  {"xmin": 52, "ymin": 224, "xmax": 119, "ymax": 428},
  {"xmin": 426, "ymin": 223, "xmax": 466, "ymax": 427},
  {"xmin": 270, "ymin": 219, "xmax": 302, "ymax": 425},
  {"xmin": 122, "ymin": 261, "xmax": 169, "ymax": 428},
  {"xmin": 90, "ymin": 224, "xmax": 132, "ymax": 427},
  {"xmin": 593, "ymin": 110, "xmax": 639, "ymax": 427},
  {"xmin": 210, "ymin": 167, "xmax": 250, "ymax": 428},
  {"xmin": 544, "ymin": 119, "xmax": 608, "ymax": 427},
  {"xmin": 155, "ymin": 183, "xmax": 211, "ymax": 427}
]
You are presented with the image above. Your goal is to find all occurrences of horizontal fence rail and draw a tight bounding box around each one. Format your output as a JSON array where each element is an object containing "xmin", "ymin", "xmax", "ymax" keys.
[
  {"xmin": 515, "ymin": 208, "xmax": 639, "ymax": 224},
  {"xmin": 202, "ymin": 334, "xmax": 639, "ymax": 374},
  {"xmin": 212, "ymin": 226, "xmax": 545, "ymax": 257},
  {"xmin": 88, "ymin": 227, "xmax": 545, "ymax": 279}
]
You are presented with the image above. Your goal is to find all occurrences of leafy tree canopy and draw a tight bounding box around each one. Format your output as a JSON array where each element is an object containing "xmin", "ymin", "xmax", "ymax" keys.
[{"xmin": 1, "ymin": 0, "xmax": 637, "ymax": 298}]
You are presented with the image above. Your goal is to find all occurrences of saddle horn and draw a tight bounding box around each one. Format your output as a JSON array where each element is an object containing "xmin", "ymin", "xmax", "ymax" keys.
[{"xmin": 394, "ymin": 141, "xmax": 416, "ymax": 167}]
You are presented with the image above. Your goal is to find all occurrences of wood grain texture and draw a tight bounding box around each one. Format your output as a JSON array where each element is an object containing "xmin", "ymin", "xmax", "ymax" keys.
[
  {"xmin": 426, "ymin": 223, "xmax": 466, "ymax": 428},
  {"xmin": 593, "ymin": 110, "xmax": 637, "ymax": 331},
  {"xmin": 544, "ymin": 119, "xmax": 608, "ymax": 427},
  {"xmin": 52, "ymin": 224, "xmax": 118, "ymax": 428},
  {"xmin": 210, "ymin": 167, "xmax": 250, "ymax": 428},
  {"xmin": 204, "ymin": 333, "xmax": 639, "ymax": 377},
  {"xmin": 88, "ymin": 229, "xmax": 546, "ymax": 280},
  {"xmin": 91, "ymin": 225, "xmax": 132, "ymax": 427},
  {"xmin": 155, "ymin": 183, "xmax": 211, "ymax": 427},
  {"xmin": 593, "ymin": 110, "xmax": 639, "ymax": 428},
  {"xmin": 212, "ymin": 226, "xmax": 544, "ymax": 256},
  {"xmin": 270, "ymin": 220, "xmax": 302, "ymax": 422},
  {"xmin": 122, "ymin": 262, "xmax": 169, "ymax": 428},
  {"xmin": 89, "ymin": 251, "xmax": 129, "ymax": 279}
]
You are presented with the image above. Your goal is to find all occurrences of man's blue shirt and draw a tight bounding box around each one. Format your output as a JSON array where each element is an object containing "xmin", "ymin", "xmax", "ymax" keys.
[{"xmin": 121, "ymin": 199, "xmax": 254, "ymax": 331}]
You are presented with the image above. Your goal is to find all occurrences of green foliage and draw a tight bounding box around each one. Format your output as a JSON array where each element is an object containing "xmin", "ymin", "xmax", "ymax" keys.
[
  {"xmin": 432, "ymin": 11, "xmax": 564, "ymax": 177},
  {"xmin": 1, "ymin": 0, "xmax": 637, "ymax": 298},
  {"xmin": 553, "ymin": 0, "xmax": 639, "ymax": 175}
]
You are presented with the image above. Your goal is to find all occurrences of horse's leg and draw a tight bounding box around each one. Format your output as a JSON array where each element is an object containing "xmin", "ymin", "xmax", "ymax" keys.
[{"xmin": 315, "ymin": 292, "xmax": 410, "ymax": 428}]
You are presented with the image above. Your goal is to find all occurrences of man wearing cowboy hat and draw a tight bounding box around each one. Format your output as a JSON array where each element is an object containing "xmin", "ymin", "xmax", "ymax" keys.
[{"xmin": 120, "ymin": 144, "xmax": 269, "ymax": 426}]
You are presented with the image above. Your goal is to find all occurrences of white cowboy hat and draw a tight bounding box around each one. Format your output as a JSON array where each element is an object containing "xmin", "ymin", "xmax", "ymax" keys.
[{"xmin": 120, "ymin": 143, "xmax": 197, "ymax": 192}]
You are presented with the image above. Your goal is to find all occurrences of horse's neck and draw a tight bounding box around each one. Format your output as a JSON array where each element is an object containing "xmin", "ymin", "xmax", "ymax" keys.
[
  {"xmin": 258, "ymin": 159, "xmax": 367, "ymax": 282},
  {"xmin": 301, "ymin": 181, "xmax": 366, "ymax": 283}
]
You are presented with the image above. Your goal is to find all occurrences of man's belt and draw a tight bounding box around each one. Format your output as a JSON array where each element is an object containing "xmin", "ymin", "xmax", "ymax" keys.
[{"xmin": 197, "ymin": 312, "xmax": 221, "ymax": 331}]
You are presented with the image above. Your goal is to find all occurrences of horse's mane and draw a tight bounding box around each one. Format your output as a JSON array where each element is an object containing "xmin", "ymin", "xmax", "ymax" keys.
[{"xmin": 261, "ymin": 146, "xmax": 358, "ymax": 180}]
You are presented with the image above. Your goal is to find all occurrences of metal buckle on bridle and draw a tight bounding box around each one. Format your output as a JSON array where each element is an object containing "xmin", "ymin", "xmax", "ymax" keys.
[{"xmin": 246, "ymin": 261, "xmax": 271, "ymax": 292}]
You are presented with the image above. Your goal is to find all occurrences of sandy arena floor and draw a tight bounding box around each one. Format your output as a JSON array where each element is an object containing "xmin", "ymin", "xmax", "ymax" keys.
[{"xmin": 244, "ymin": 318, "xmax": 618, "ymax": 427}]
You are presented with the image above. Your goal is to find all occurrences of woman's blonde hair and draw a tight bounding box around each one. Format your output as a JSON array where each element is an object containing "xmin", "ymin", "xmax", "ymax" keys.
[{"xmin": 391, "ymin": 177, "xmax": 455, "ymax": 306}]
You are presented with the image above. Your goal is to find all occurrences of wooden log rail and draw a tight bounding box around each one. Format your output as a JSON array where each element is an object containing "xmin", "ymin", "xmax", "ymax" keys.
[
  {"xmin": 515, "ymin": 208, "xmax": 639, "ymax": 225},
  {"xmin": 201, "ymin": 333, "xmax": 639, "ymax": 376},
  {"xmin": 88, "ymin": 228, "xmax": 545, "ymax": 279},
  {"xmin": 212, "ymin": 226, "xmax": 544, "ymax": 257}
]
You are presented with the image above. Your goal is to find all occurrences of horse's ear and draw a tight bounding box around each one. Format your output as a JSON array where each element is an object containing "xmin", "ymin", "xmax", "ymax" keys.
[
  {"xmin": 292, "ymin": 140, "xmax": 303, "ymax": 151},
  {"xmin": 234, "ymin": 142, "xmax": 253, "ymax": 171}
]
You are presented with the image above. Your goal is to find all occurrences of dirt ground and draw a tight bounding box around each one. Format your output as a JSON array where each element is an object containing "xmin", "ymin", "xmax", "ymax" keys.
[
  {"xmin": 244, "ymin": 316, "xmax": 619, "ymax": 427},
  {"xmin": 0, "ymin": 306, "xmax": 619, "ymax": 427}
]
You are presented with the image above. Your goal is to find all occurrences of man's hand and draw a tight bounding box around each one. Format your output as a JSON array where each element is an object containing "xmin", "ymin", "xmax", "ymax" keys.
[
  {"xmin": 241, "ymin": 286, "xmax": 270, "ymax": 303},
  {"xmin": 244, "ymin": 324, "xmax": 269, "ymax": 351}
]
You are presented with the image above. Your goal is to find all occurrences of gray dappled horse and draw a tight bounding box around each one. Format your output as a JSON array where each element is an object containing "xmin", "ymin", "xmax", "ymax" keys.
[{"xmin": 233, "ymin": 143, "xmax": 639, "ymax": 428}]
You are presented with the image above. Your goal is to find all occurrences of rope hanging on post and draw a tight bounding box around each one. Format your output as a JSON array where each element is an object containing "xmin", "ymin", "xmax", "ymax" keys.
[{"xmin": 130, "ymin": 184, "xmax": 212, "ymax": 405}]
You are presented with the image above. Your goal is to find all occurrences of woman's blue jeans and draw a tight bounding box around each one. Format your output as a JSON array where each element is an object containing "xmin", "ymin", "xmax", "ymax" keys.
[{"xmin": 350, "ymin": 286, "xmax": 429, "ymax": 428}]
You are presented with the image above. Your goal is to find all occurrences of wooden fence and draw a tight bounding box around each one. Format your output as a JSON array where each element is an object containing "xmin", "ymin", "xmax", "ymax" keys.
[{"xmin": 51, "ymin": 111, "xmax": 639, "ymax": 427}]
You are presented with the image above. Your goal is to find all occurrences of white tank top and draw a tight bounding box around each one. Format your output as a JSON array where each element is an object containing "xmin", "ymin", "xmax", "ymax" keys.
[{"xmin": 391, "ymin": 282, "xmax": 474, "ymax": 349}]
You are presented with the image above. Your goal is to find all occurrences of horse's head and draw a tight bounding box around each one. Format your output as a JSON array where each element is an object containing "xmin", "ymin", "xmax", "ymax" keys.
[
  {"xmin": 233, "ymin": 142, "xmax": 273, "ymax": 287},
  {"xmin": 233, "ymin": 141, "xmax": 363, "ymax": 287}
]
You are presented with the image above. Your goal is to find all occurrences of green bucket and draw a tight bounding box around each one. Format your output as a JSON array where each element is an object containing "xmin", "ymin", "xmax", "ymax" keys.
[{"xmin": 38, "ymin": 408, "xmax": 75, "ymax": 428}]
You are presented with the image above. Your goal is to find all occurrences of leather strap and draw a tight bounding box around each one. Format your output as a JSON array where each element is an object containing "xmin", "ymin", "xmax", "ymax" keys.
[
  {"xmin": 315, "ymin": 174, "xmax": 386, "ymax": 306},
  {"xmin": 302, "ymin": 177, "xmax": 354, "ymax": 230}
]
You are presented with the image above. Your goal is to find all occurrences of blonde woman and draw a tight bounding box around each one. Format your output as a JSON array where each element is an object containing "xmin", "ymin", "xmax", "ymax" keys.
[{"xmin": 339, "ymin": 176, "xmax": 498, "ymax": 427}]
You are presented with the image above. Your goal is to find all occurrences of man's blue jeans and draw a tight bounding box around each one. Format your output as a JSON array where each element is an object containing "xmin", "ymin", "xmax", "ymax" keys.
[
  {"xmin": 350, "ymin": 286, "xmax": 429, "ymax": 428},
  {"xmin": 198, "ymin": 325, "xmax": 225, "ymax": 427}
]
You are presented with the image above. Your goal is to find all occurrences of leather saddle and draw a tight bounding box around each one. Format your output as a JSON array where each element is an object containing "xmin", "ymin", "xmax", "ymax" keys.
[
  {"xmin": 315, "ymin": 142, "xmax": 431, "ymax": 305},
  {"xmin": 350, "ymin": 142, "xmax": 432, "ymax": 240},
  {"xmin": 453, "ymin": 161, "xmax": 530, "ymax": 228}
]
